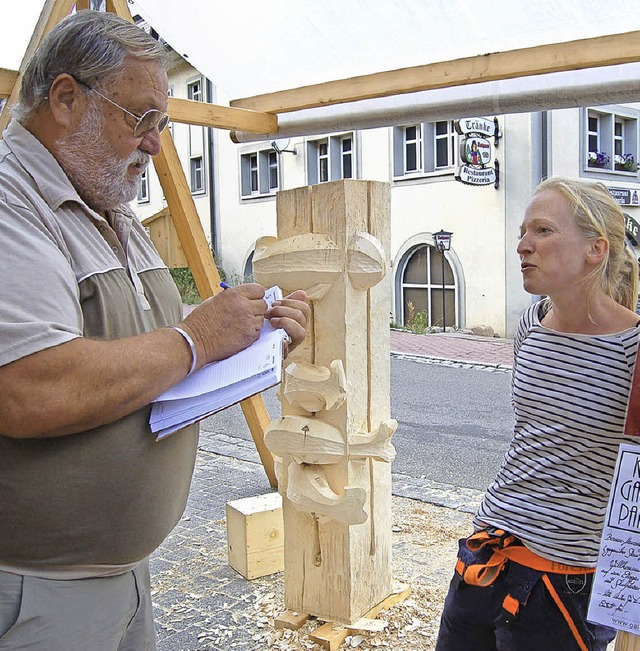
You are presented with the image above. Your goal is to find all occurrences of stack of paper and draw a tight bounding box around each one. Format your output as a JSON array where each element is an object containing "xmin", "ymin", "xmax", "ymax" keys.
[{"xmin": 150, "ymin": 286, "xmax": 286, "ymax": 440}]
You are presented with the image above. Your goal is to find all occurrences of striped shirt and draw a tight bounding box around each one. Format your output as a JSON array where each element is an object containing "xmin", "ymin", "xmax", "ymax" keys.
[{"xmin": 474, "ymin": 300, "xmax": 640, "ymax": 567}]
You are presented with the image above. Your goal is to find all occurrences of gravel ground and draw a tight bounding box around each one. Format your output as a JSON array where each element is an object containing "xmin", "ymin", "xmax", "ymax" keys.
[
  {"xmin": 252, "ymin": 497, "xmax": 472, "ymax": 651},
  {"xmin": 153, "ymin": 496, "xmax": 472, "ymax": 651}
]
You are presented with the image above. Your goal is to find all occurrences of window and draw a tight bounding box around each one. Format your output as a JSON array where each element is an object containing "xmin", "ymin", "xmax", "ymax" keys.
[
  {"xmin": 190, "ymin": 156, "xmax": 204, "ymax": 193},
  {"xmin": 240, "ymin": 148, "xmax": 279, "ymax": 197},
  {"xmin": 434, "ymin": 120, "xmax": 456, "ymax": 169},
  {"xmin": 268, "ymin": 151, "xmax": 279, "ymax": 191},
  {"xmin": 186, "ymin": 78, "xmax": 207, "ymax": 194},
  {"xmin": 341, "ymin": 136, "xmax": 353, "ymax": 179},
  {"xmin": 400, "ymin": 244, "xmax": 456, "ymax": 329},
  {"xmin": 306, "ymin": 133, "xmax": 356, "ymax": 184},
  {"xmin": 318, "ymin": 140, "xmax": 329, "ymax": 183},
  {"xmin": 187, "ymin": 78, "xmax": 202, "ymax": 102},
  {"xmin": 585, "ymin": 108, "xmax": 638, "ymax": 173},
  {"xmin": 167, "ymin": 87, "xmax": 174, "ymax": 135},
  {"xmin": 404, "ymin": 125, "xmax": 421, "ymax": 173},
  {"xmin": 393, "ymin": 121, "xmax": 458, "ymax": 178},
  {"xmin": 137, "ymin": 168, "xmax": 149, "ymax": 203}
]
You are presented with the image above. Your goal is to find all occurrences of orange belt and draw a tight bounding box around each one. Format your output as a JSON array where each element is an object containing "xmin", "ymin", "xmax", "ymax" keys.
[{"xmin": 455, "ymin": 529, "xmax": 595, "ymax": 651}]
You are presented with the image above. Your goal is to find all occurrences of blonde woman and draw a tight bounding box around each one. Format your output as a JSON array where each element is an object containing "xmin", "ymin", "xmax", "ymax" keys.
[{"xmin": 436, "ymin": 178, "xmax": 640, "ymax": 650}]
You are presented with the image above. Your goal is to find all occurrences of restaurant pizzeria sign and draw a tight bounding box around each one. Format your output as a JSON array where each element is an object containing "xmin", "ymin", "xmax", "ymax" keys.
[{"xmin": 454, "ymin": 117, "xmax": 498, "ymax": 187}]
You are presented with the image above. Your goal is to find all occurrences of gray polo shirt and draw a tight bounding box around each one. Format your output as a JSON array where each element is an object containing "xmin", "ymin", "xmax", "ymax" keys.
[{"xmin": 0, "ymin": 120, "xmax": 199, "ymax": 577}]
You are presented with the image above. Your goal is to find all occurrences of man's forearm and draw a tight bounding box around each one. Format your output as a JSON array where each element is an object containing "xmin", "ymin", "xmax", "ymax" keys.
[{"xmin": 0, "ymin": 328, "xmax": 190, "ymax": 438}]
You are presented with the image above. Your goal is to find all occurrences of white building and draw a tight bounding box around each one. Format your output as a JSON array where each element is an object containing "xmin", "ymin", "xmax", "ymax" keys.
[{"xmin": 135, "ymin": 58, "xmax": 640, "ymax": 338}]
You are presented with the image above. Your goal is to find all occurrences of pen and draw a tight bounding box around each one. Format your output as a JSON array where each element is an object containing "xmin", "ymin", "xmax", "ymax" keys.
[{"xmin": 220, "ymin": 282, "xmax": 231, "ymax": 289}]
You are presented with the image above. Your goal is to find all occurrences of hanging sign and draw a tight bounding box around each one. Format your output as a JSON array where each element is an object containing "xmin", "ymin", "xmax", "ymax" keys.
[
  {"xmin": 454, "ymin": 117, "xmax": 499, "ymax": 188},
  {"xmin": 456, "ymin": 165, "xmax": 497, "ymax": 186}
]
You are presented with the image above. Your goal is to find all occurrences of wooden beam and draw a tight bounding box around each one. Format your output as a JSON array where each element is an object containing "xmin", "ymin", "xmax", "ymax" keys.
[
  {"xmin": 151, "ymin": 130, "xmax": 277, "ymax": 486},
  {"xmin": 105, "ymin": 0, "xmax": 133, "ymax": 21},
  {"xmin": 75, "ymin": 0, "xmax": 90, "ymax": 9},
  {"xmin": 230, "ymin": 29, "xmax": 640, "ymax": 114},
  {"xmin": 616, "ymin": 633, "xmax": 640, "ymax": 650},
  {"xmin": 0, "ymin": 69, "xmax": 19, "ymax": 99},
  {"xmin": 0, "ymin": 0, "xmax": 76, "ymax": 135},
  {"xmin": 168, "ymin": 96, "xmax": 277, "ymax": 133}
]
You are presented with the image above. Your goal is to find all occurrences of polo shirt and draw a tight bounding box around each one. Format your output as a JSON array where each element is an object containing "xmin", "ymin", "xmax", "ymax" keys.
[{"xmin": 0, "ymin": 120, "xmax": 199, "ymax": 578}]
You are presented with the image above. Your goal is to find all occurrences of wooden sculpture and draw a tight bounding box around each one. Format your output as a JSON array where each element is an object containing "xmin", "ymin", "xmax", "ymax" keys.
[{"xmin": 254, "ymin": 179, "xmax": 396, "ymax": 625}]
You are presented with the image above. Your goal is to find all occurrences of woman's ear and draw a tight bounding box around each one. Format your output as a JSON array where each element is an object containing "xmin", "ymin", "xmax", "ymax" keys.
[
  {"xmin": 47, "ymin": 74, "xmax": 84, "ymax": 128},
  {"xmin": 586, "ymin": 236, "xmax": 609, "ymax": 266}
]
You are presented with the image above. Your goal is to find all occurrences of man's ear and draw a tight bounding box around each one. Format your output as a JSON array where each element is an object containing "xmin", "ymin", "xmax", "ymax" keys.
[
  {"xmin": 586, "ymin": 236, "xmax": 609, "ymax": 266},
  {"xmin": 47, "ymin": 74, "xmax": 85, "ymax": 128}
]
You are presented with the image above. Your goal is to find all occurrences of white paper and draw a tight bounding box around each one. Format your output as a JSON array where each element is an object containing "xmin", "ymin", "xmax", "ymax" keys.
[
  {"xmin": 588, "ymin": 443, "xmax": 640, "ymax": 633},
  {"xmin": 150, "ymin": 286, "xmax": 285, "ymax": 439}
]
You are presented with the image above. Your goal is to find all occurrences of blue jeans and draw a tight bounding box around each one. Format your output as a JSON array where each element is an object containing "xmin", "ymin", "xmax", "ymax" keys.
[{"xmin": 435, "ymin": 539, "xmax": 616, "ymax": 651}]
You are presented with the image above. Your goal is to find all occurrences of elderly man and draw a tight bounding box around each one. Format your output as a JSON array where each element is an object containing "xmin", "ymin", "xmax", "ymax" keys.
[{"xmin": 0, "ymin": 10, "xmax": 308, "ymax": 651}]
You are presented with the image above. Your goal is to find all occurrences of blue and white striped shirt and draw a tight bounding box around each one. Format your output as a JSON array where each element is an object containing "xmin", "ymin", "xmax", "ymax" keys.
[{"xmin": 475, "ymin": 300, "xmax": 640, "ymax": 567}]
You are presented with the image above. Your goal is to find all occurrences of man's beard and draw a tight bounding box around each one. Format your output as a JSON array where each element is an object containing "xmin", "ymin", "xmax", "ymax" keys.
[{"xmin": 55, "ymin": 102, "xmax": 150, "ymax": 212}]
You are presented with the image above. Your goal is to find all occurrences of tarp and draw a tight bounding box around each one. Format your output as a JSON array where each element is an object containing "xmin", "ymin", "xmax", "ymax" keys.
[
  {"xmin": 5, "ymin": 1, "xmax": 640, "ymax": 101},
  {"xmin": 5, "ymin": 0, "xmax": 640, "ymax": 140},
  {"xmin": 130, "ymin": 0, "xmax": 640, "ymax": 101}
]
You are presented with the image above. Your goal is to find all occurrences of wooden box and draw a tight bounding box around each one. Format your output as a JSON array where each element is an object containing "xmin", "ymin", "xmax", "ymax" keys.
[{"xmin": 226, "ymin": 492, "xmax": 284, "ymax": 579}]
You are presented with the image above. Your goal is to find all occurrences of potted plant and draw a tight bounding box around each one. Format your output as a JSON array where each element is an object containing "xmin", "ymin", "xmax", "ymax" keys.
[
  {"xmin": 614, "ymin": 153, "xmax": 638, "ymax": 172},
  {"xmin": 588, "ymin": 150, "xmax": 610, "ymax": 168}
]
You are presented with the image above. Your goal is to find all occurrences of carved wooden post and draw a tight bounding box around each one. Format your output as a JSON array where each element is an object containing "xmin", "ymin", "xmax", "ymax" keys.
[
  {"xmin": 253, "ymin": 180, "xmax": 395, "ymax": 625},
  {"xmin": 617, "ymin": 633, "xmax": 640, "ymax": 650}
]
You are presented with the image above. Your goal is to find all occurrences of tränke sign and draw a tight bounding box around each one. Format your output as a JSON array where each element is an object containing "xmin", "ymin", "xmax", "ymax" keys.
[{"xmin": 454, "ymin": 117, "xmax": 499, "ymax": 188}]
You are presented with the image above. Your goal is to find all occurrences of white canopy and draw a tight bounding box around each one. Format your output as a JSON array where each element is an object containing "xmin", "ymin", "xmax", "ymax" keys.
[
  {"xmin": 5, "ymin": 1, "xmax": 640, "ymax": 140},
  {"xmin": 131, "ymin": 0, "xmax": 640, "ymax": 99}
]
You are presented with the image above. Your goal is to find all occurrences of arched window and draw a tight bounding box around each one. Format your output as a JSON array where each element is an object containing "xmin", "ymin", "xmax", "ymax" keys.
[
  {"xmin": 400, "ymin": 244, "xmax": 456, "ymax": 329},
  {"xmin": 243, "ymin": 251, "xmax": 255, "ymax": 282}
]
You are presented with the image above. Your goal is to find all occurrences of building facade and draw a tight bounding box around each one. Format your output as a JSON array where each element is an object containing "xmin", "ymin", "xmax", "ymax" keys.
[{"xmin": 135, "ymin": 60, "xmax": 640, "ymax": 337}]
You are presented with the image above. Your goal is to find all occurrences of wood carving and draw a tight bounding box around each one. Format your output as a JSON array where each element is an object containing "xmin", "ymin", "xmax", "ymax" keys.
[
  {"xmin": 282, "ymin": 359, "xmax": 347, "ymax": 412},
  {"xmin": 265, "ymin": 416, "xmax": 396, "ymax": 465},
  {"xmin": 285, "ymin": 463, "xmax": 368, "ymax": 525},
  {"xmin": 255, "ymin": 179, "xmax": 394, "ymax": 625}
]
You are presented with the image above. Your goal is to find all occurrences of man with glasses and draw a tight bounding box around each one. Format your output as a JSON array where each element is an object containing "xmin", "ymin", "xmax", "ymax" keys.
[{"xmin": 0, "ymin": 10, "xmax": 309, "ymax": 651}]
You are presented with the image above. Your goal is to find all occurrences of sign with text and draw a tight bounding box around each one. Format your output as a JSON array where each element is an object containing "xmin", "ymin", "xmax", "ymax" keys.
[
  {"xmin": 609, "ymin": 187, "xmax": 640, "ymax": 207},
  {"xmin": 454, "ymin": 117, "xmax": 495, "ymax": 138},
  {"xmin": 455, "ymin": 165, "xmax": 496, "ymax": 186},
  {"xmin": 588, "ymin": 444, "xmax": 640, "ymax": 633}
]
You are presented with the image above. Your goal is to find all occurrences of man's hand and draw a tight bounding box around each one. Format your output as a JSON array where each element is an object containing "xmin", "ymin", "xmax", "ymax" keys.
[
  {"xmin": 180, "ymin": 283, "xmax": 268, "ymax": 368},
  {"xmin": 265, "ymin": 289, "xmax": 310, "ymax": 354}
]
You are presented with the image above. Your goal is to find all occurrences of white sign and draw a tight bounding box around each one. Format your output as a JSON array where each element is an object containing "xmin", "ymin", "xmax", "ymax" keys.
[
  {"xmin": 456, "ymin": 165, "xmax": 496, "ymax": 186},
  {"xmin": 455, "ymin": 117, "xmax": 495, "ymax": 137},
  {"xmin": 588, "ymin": 443, "xmax": 640, "ymax": 633}
]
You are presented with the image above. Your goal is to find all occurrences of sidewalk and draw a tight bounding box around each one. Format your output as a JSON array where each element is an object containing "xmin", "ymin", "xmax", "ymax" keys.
[
  {"xmin": 152, "ymin": 329, "xmax": 514, "ymax": 650},
  {"xmin": 390, "ymin": 329, "xmax": 513, "ymax": 369}
]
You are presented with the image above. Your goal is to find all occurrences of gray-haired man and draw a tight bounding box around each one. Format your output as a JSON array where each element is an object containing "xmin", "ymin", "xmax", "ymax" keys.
[{"xmin": 0, "ymin": 10, "xmax": 308, "ymax": 650}]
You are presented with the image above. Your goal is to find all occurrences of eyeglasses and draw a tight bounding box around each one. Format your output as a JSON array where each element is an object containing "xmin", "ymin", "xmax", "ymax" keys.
[{"xmin": 76, "ymin": 79, "xmax": 169, "ymax": 138}]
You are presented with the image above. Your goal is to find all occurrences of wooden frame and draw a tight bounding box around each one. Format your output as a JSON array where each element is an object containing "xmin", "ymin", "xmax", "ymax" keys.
[{"xmin": 230, "ymin": 29, "xmax": 640, "ymax": 114}]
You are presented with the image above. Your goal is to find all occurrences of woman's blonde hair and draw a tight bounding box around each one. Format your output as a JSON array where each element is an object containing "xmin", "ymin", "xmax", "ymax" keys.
[{"xmin": 535, "ymin": 177, "xmax": 638, "ymax": 311}]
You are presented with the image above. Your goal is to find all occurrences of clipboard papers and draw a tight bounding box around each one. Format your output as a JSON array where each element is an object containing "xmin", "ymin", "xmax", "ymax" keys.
[{"xmin": 150, "ymin": 286, "xmax": 286, "ymax": 440}]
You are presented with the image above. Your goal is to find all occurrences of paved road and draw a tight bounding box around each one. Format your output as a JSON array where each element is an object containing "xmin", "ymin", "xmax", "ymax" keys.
[{"xmin": 202, "ymin": 342, "xmax": 515, "ymax": 495}]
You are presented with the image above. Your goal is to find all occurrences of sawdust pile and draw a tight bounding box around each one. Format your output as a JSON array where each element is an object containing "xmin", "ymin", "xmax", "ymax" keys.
[{"xmin": 249, "ymin": 498, "xmax": 473, "ymax": 651}]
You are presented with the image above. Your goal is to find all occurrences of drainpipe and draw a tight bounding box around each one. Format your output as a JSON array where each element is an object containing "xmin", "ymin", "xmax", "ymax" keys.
[{"xmin": 206, "ymin": 78, "xmax": 218, "ymax": 254}]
